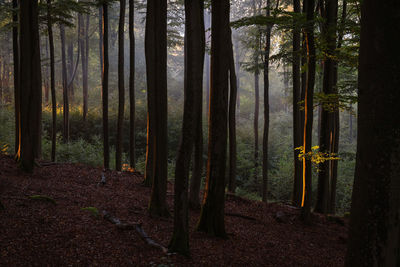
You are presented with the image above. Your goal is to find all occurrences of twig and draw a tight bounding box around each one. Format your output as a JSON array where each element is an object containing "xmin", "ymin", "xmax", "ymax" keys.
[
  {"xmin": 225, "ymin": 212, "xmax": 257, "ymax": 221},
  {"xmin": 102, "ymin": 210, "xmax": 168, "ymax": 253}
]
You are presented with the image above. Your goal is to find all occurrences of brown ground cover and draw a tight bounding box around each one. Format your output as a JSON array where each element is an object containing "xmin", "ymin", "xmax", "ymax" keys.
[{"xmin": 0, "ymin": 154, "xmax": 347, "ymax": 266}]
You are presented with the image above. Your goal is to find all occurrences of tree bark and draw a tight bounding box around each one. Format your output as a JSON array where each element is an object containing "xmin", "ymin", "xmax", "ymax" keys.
[
  {"xmin": 12, "ymin": 0, "xmax": 19, "ymax": 156},
  {"xmin": 116, "ymin": 0, "xmax": 126, "ymax": 171},
  {"xmin": 60, "ymin": 24, "xmax": 69, "ymax": 143},
  {"xmin": 82, "ymin": 14, "xmax": 90, "ymax": 121},
  {"xmin": 169, "ymin": 0, "xmax": 205, "ymax": 255},
  {"xmin": 129, "ymin": 0, "xmax": 136, "ymax": 168},
  {"xmin": 292, "ymin": 0, "xmax": 302, "ymax": 207},
  {"xmin": 18, "ymin": 0, "xmax": 42, "ymax": 171},
  {"xmin": 315, "ymin": 0, "xmax": 338, "ymax": 215},
  {"xmin": 345, "ymin": 1, "xmax": 400, "ymax": 265},
  {"xmin": 197, "ymin": 0, "xmax": 230, "ymax": 238},
  {"xmin": 102, "ymin": 3, "xmax": 110, "ymax": 170},
  {"xmin": 300, "ymin": 0, "xmax": 316, "ymax": 222},
  {"xmin": 145, "ymin": 0, "xmax": 170, "ymax": 217},
  {"xmin": 46, "ymin": 0, "xmax": 56, "ymax": 162}
]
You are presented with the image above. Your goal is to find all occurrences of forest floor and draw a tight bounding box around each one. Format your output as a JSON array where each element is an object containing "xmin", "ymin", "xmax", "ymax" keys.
[{"xmin": 0, "ymin": 153, "xmax": 347, "ymax": 266}]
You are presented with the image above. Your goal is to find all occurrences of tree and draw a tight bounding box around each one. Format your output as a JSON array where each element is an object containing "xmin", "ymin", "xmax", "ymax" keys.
[
  {"xmin": 145, "ymin": 0, "xmax": 170, "ymax": 217},
  {"xmin": 252, "ymin": 0, "xmax": 260, "ymax": 188},
  {"xmin": 60, "ymin": 24, "xmax": 69, "ymax": 143},
  {"xmin": 81, "ymin": 12, "xmax": 90, "ymax": 121},
  {"xmin": 197, "ymin": 0, "xmax": 230, "ymax": 237},
  {"xmin": 169, "ymin": 0, "xmax": 205, "ymax": 255},
  {"xmin": 345, "ymin": 0, "xmax": 400, "ymax": 265},
  {"xmin": 129, "ymin": 0, "xmax": 135, "ymax": 169},
  {"xmin": 101, "ymin": 2, "xmax": 110, "ymax": 170},
  {"xmin": 261, "ymin": 0, "xmax": 276, "ymax": 203},
  {"xmin": 315, "ymin": 0, "xmax": 338, "ymax": 214},
  {"xmin": 12, "ymin": 0, "xmax": 19, "ymax": 156},
  {"xmin": 228, "ymin": 28, "xmax": 238, "ymax": 194},
  {"xmin": 18, "ymin": 0, "xmax": 42, "ymax": 171},
  {"xmin": 46, "ymin": 0, "xmax": 57, "ymax": 162},
  {"xmin": 292, "ymin": 0, "xmax": 302, "ymax": 207},
  {"xmin": 116, "ymin": 0, "xmax": 126, "ymax": 171},
  {"xmin": 300, "ymin": 0, "xmax": 316, "ymax": 222}
]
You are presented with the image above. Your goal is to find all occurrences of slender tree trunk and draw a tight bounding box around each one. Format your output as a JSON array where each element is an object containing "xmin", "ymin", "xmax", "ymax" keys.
[
  {"xmin": 116, "ymin": 0, "xmax": 126, "ymax": 171},
  {"xmin": 345, "ymin": 1, "xmax": 400, "ymax": 265},
  {"xmin": 67, "ymin": 41, "xmax": 74, "ymax": 101},
  {"xmin": 228, "ymin": 28, "xmax": 237, "ymax": 194},
  {"xmin": 99, "ymin": 7, "xmax": 103, "ymax": 81},
  {"xmin": 252, "ymin": 0, "xmax": 260, "ymax": 190},
  {"xmin": 262, "ymin": 0, "xmax": 274, "ymax": 203},
  {"xmin": 102, "ymin": 3, "xmax": 110, "ymax": 170},
  {"xmin": 12, "ymin": 0, "xmax": 19, "ymax": 156},
  {"xmin": 234, "ymin": 37, "xmax": 241, "ymax": 115},
  {"xmin": 300, "ymin": 0, "xmax": 316, "ymax": 222},
  {"xmin": 204, "ymin": 9, "xmax": 211, "ymax": 119},
  {"xmin": 197, "ymin": 0, "xmax": 230, "ymax": 238},
  {"xmin": 18, "ymin": 0, "xmax": 42, "ymax": 171},
  {"xmin": 315, "ymin": 0, "xmax": 338, "ymax": 214},
  {"xmin": 292, "ymin": 0, "xmax": 302, "ymax": 207},
  {"xmin": 46, "ymin": 0, "xmax": 56, "ymax": 162},
  {"xmin": 82, "ymin": 14, "xmax": 89, "ymax": 121},
  {"xmin": 129, "ymin": 0, "xmax": 136, "ymax": 168},
  {"xmin": 145, "ymin": 0, "xmax": 170, "ymax": 217},
  {"xmin": 329, "ymin": 0, "xmax": 346, "ymax": 214},
  {"xmin": 169, "ymin": 0, "xmax": 205, "ymax": 255},
  {"xmin": 60, "ymin": 25, "xmax": 69, "ymax": 143},
  {"xmin": 44, "ymin": 39, "xmax": 50, "ymax": 105}
]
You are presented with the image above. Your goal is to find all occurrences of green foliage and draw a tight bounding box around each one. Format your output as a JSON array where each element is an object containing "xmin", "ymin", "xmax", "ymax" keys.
[
  {"xmin": 29, "ymin": 195, "xmax": 57, "ymax": 205},
  {"xmin": 81, "ymin": 207, "xmax": 100, "ymax": 217}
]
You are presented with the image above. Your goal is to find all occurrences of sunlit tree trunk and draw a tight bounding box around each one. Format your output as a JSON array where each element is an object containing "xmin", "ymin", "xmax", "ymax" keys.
[
  {"xmin": 292, "ymin": 0, "xmax": 302, "ymax": 207},
  {"xmin": 116, "ymin": 0, "xmax": 126, "ymax": 171},
  {"xmin": 300, "ymin": 0, "xmax": 316, "ymax": 222},
  {"xmin": 345, "ymin": 0, "xmax": 400, "ymax": 265}
]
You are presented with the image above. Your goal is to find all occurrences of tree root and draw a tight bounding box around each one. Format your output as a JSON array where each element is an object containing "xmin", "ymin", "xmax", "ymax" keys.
[{"xmin": 102, "ymin": 210, "xmax": 167, "ymax": 253}]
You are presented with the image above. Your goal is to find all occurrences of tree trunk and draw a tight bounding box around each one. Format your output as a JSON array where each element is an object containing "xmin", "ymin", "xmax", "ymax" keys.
[
  {"xmin": 129, "ymin": 0, "xmax": 136, "ymax": 168},
  {"xmin": 44, "ymin": 39, "xmax": 50, "ymax": 105},
  {"xmin": 204, "ymin": 9, "xmax": 211, "ymax": 120},
  {"xmin": 99, "ymin": 7, "xmax": 103, "ymax": 81},
  {"xmin": 315, "ymin": 0, "xmax": 338, "ymax": 215},
  {"xmin": 12, "ymin": 0, "xmax": 19, "ymax": 156},
  {"xmin": 67, "ymin": 41, "xmax": 74, "ymax": 101},
  {"xmin": 82, "ymin": 14, "xmax": 89, "ymax": 121},
  {"xmin": 197, "ymin": 0, "xmax": 230, "ymax": 238},
  {"xmin": 60, "ymin": 25, "xmax": 69, "ymax": 143},
  {"xmin": 46, "ymin": 0, "xmax": 56, "ymax": 162},
  {"xmin": 292, "ymin": 0, "xmax": 302, "ymax": 207},
  {"xmin": 300, "ymin": 0, "xmax": 316, "ymax": 222},
  {"xmin": 262, "ymin": 0, "xmax": 272, "ymax": 203},
  {"xmin": 102, "ymin": 3, "xmax": 110, "ymax": 170},
  {"xmin": 18, "ymin": 0, "xmax": 42, "ymax": 171},
  {"xmin": 169, "ymin": 0, "xmax": 205, "ymax": 255},
  {"xmin": 228, "ymin": 27, "xmax": 237, "ymax": 194},
  {"xmin": 345, "ymin": 1, "xmax": 400, "ymax": 265},
  {"xmin": 145, "ymin": 0, "xmax": 170, "ymax": 217},
  {"xmin": 116, "ymin": 0, "xmax": 126, "ymax": 171},
  {"xmin": 234, "ymin": 37, "xmax": 240, "ymax": 115}
]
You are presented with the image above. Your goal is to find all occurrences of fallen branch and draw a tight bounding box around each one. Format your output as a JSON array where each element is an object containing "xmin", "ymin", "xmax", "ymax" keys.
[
  {"xmin": 102, "ymin": 210, "xmax": 167, "ymax": 253},
  {"xmin": 225, "ymin": 212, "xmax": 256, "ymax": 221}
]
